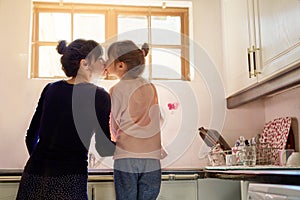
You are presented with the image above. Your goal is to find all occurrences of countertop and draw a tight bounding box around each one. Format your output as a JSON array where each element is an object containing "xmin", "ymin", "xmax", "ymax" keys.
[
  {"xmin": 204, "ymin": 165, "xmax": 300, "ymax": 186},
  {"xmin": 1, "ymin": 166, "xmax": 300, "ymax": 185},
  {"xmin": 0, "ymin": 168, "xmax": 203, "ymax": 183}
]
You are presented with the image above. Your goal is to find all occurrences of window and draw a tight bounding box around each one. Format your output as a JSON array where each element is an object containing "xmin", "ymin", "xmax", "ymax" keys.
[{"xmin": 31, "ymin": 2, "xmax": 190, "ymax": 80}]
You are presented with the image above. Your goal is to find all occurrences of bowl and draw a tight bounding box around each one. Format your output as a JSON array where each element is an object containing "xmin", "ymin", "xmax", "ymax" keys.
[{"xmin": 286, "ymin": 152, "xmax": 300, "ymax": 166}]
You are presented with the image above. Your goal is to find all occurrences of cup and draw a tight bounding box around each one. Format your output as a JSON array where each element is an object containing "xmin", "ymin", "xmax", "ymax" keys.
[
  {"xmin": 242, "ymin": 146, "xmax": 256, "ymax": 166},
  {"xmin": 278, "ymin": 149, "xmax": 294, "ymax": 166},
  {"xmin": 286, "ymin": 152, "xmax": 300, "ymax": 167},
  {"xmin": 226, "ymin": 154, "xmax": 237, "ymax": 166}
]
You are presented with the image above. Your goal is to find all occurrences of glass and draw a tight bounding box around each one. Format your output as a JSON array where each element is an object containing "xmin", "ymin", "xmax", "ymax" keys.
[
  {"xmin": 226, "ymin": 154, "xmax": 237, "ymax": 166},
  {"xmin": 242, "ymin": 146, "xmax": 256, "ymax": 166},
  {"xmin": 151, "ymin": 16, "xmax": 181, "ymax": 45},
  {"xmin": 118, "ymin": 15, "xmax": 148, "ymax": 44},
  {"xmin": 38, "ymin": 46, "xmax": 65, "ymax": 77},
  {"xmin": 74, "ymin": 14, "xmax": 105, "ymax": 42},
  {"xmin": 152, "ymin": 48, "xmax": 181, "ymax": 79},
  {"xmin": 39, "ymin": 13, "xmax": 71, "ymax": 41}
]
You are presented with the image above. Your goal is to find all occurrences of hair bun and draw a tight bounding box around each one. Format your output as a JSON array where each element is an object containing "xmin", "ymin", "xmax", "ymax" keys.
[
  {"xmin": 141, "ymin": 43, "xmax": 149, "ymax": 57},
  {"xmin": 57, "ymin": 40, "xmax": 67, "ymax": 54}
]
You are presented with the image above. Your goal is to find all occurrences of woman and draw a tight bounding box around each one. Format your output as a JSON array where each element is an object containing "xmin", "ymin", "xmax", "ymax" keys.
[
  {"xmin": 106, "ymin": 40, "xmax": 166, "ymax": 200},
  {"xmin": 16, "ymin": 39, "xmax": 115, "ymax": 199}
]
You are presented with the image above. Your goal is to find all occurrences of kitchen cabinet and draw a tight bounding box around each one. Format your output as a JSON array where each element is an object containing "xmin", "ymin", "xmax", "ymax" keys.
[
  {"xmin": 88, "ymin": 182, "xmax": 116, "ymax": 200},
  {"xmin": 222, "ymin": 0, "xmax": 300, "ymax": 97},
  {"xmin": 0, "ymin": 182, "xmax": 19, "ymax": 199},
  {"xmin": 256, "ymin": 0, "xmax": 300, "ymax": 81},
  {"xmin": 221, "ymin": 0, "xmax": 258, "ymax": 96},
  {"xmin": 158, "ymin": 180, "xmax": 198, "ymax": 200},
  {"xmin": 197, "ymin": 178, "xmax": 241, "ymax": 200},
  {"xmin": 87, "ymin": 176, "xmax": 199, "ymax": 200}
]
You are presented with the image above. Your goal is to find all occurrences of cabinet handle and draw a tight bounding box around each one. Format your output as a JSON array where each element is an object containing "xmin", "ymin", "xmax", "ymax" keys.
[
  {"xmin": 253, "ymin": 51, "xmax": 256, "ymax": 72},
  {"xmin": 247, "ymin": 50, "xmax": 252, "ymax": 78},
  {"xmin": 92, "ymin": 187, "xmax": 95, "ymax": 200},
  {"xmin": 247, "ymin": 46, "xmax": 260, "ymax": 78}
]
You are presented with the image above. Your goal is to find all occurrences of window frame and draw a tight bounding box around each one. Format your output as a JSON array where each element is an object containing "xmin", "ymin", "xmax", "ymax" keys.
[{"xmin": 31, "ymin": 2, "xmax": 190, "ymax": 80}]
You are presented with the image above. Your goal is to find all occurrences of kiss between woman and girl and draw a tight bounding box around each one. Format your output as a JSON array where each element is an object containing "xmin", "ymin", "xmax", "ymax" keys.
[{"xmin": 16, "ymin": 39, "xmax": 167, "ymax": 200}]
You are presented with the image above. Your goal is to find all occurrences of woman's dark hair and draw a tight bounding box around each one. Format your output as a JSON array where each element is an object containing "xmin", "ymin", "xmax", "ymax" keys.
[
  {"xmin": 57, "ymin": 39, "xmax": 103, "ymax": 77},
  {"xmin": 107, "ymin": 40, "xmax": 149, "ymax": 73}
]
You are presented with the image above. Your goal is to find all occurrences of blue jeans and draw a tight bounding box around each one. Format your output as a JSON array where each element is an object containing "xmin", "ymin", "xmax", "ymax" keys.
[{"xmin": 114, "ymin": 158, "xmax": 161, "ymax": 200}]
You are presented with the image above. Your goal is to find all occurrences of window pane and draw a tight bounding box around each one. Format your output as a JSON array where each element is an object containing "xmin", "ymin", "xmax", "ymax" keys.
[
  {"xmin": 118, "ymin": 15, "xmax": 148, "ymax": 44},
  {"xmin": 74, "ymin": 14, "xmax": 105, "ymax": 42},
  {"xmin": 151, "ymin": 16, "xmax": 181, "ymax": 45},
  {"xmin": 152, "ymin": 48, "xmax": 181, "ymax": 79},
  {"xmin": 39, "ymin": 13, "xmax": 71, "ymax": 41},
  {"xmin": 38, "ymin": 46, "xmax": 65, "ymax": 77}
]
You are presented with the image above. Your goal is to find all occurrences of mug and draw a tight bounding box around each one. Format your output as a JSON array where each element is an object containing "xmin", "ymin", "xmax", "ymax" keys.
[{"xmin": 278, "ymin": 149, "xmax": 294, "ymax": 166}]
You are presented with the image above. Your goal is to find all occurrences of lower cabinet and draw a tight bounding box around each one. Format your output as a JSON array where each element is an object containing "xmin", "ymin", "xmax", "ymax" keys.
[
  {"xmin": 157, "ymin": 180, "xmax": 198, "ymax": 200},
  {"xmin": 0, "ymin": 178, "xmax": 241, "ymax": 200},
  {"xmin": 0, "ymin": 182, "xmax": 19, "ymax": 200},
  {"xmin": 88, "ymin": 180, "xmax": 199, "ymax": 200},
  {"xmin": 197, "ymin": 178, "xmax": 241, "ymax": 200},
  {"xmin": 88, "ymin": 182, "xmax": 116, "ymax": 200}
]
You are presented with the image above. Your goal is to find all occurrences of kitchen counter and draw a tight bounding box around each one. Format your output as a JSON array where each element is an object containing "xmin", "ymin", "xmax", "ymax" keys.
[
  {"xmin": 1, "ymin": 166, "xmax": 300, "ymax": 185},
  {"xmin": 204, "ymin": 165, "xmax": 300, "ymax": 186},
  {"xmin": 0, "ymin": 168, "xmax": 204, "ymax": 183}
]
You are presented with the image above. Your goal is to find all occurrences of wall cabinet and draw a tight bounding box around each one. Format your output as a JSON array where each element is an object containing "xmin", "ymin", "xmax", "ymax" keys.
[
  {"xmin": 222, "ymin": 0, "xmax": 258, "ymax": 96},
  {"xmin": 256, "ymin": 0, "xmax": 300, "ymax": 81},
  {"xmin": 222, "ymin": 0, "xmax": 300, "ymax": 97}
]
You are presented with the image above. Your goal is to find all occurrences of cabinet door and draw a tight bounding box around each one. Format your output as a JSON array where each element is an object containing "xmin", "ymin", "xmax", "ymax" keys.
[
  {"xmin": 157, "ymin": 180, "xmax": 198, "ymax": 200},
  {"xmin": 198, "ymin": 179, "xmax": 241, "ymax": 200},
  {"xmin": 0, "ymin": 183, "xmax": 19, "ymax": 200},
  {"xmin": 257, "ymin": 0, "xmax": 300, "ymax": 81},
  {"xmin": 88, "ymin": 182, "xmax": 116, "ymax": 200},
  {"xmin": 222, "ymin": 0, "xmax": 258, "ymax": 96}
]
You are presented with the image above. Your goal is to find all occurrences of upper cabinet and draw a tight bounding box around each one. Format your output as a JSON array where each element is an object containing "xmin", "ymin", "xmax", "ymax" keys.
[
  {"xmin": 222, "ymin": 0, "xmax": 258, "ymax": 96},
  {"xmin": 222, "ymin": 0, "xmax": 300, "ymax": 97},
  {"xmin": 257, "ymin": 0, "xmax": 300, "ymax": 81}
]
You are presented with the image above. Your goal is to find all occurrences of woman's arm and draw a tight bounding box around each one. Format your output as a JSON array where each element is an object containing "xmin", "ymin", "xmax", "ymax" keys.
[
  {"xmin": 25, "ymin": 83, "xmax": 51, "ymax": 155},
  {"xmin": 94, "ymin": 89, "xmax": 115, "ymax": 157}
]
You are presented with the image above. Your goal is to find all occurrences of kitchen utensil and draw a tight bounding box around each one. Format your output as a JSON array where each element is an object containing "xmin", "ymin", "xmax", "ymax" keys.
[{"xmin": 198, "ymin": 127, "xmax": 231, "ymax": 150}]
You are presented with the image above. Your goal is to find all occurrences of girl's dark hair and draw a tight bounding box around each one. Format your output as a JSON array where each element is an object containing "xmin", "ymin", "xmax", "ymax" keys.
[
  {"xmin": 107, "ymin": 40, "xmax": 149, "ymax": 73},
  {"xmin": 57, "ymin": 39, "xmax": 103, "ymax": 77}
]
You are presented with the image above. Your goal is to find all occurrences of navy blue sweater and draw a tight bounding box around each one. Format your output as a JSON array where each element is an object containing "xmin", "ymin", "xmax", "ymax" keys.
[{"xmin": 24, "ymin": 80, "xmax": 115, "ymax": 176}]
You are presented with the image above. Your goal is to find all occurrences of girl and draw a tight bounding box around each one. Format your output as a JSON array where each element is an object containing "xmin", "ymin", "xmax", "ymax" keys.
[{"xmin": 106, "ymin": 40, "xmax": 166, "ymax": 200}]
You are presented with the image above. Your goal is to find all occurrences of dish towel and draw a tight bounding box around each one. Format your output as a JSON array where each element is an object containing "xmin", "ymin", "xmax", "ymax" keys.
[{"xmin": 260, "ymin": 117, "xmax": 294, "ymax": 165}]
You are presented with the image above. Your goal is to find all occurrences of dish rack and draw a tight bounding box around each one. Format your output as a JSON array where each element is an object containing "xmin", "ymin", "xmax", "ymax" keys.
[{"xmin": 256, "ymin": 142, "xmax": 280, "ymax": 165}]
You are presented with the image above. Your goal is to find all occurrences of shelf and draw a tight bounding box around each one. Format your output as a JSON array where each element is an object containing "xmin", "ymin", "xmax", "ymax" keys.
[{"xmin": 227, "ymin": 62, "xmax": 300, "ymax": 109}]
